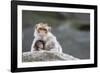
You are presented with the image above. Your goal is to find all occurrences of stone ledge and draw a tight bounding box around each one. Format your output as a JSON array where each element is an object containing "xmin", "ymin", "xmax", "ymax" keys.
[{"xmin": 22, "ymin": 51, "xmax": 79, "ymax": 62}]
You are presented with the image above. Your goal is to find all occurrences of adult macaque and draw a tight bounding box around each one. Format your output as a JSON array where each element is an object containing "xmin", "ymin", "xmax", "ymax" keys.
[{"xmin": 31, "ymin": 22, "xmax": 62, "ymax": 53}]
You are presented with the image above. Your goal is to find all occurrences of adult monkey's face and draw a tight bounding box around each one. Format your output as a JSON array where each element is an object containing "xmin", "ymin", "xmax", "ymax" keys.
[{"xmin": 35, "ymin": 23, "xmax": 51, "ymax": 38}]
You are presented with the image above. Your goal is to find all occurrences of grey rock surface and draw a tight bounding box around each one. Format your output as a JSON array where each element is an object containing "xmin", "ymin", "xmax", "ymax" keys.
[{"xmin": 22, "ymin": 51, "xmax": 79, "ymax": 62}]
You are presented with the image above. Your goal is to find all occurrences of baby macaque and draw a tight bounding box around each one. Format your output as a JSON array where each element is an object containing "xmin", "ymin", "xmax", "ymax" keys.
[
  {"xmin": 31, "ymin": 22, "xmax": 63, "ymax": 53},
  {"xmin": 34, "ymin": 40, "xmax": 45, "ymax": 51}
]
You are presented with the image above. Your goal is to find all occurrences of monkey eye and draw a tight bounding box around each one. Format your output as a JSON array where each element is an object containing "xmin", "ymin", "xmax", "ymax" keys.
[
  {"xmin": 38, "ymin": 28, "xmax": 47, "ymax": 33},
  {"xmin": 39, "ymin": 28, "xmax": 47, "ymax": 31}
]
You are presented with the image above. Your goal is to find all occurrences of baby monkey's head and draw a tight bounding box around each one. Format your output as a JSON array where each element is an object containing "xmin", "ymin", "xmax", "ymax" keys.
[{"xmin": 34, "ymin": 40, "xmax": 45, "ymax": 51}]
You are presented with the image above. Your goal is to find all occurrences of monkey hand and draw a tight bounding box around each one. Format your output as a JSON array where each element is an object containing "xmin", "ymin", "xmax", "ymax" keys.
[{"xmin": 45, "ymin": 41, "xmax": 55, "ymax": 50}]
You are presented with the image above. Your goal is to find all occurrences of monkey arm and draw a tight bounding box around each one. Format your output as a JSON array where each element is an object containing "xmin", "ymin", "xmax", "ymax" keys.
[
  {"xmin": 31, "ymin": 38, "xmax": 38, "ymax": 52},
  {"xmin": 51, "ymin": 40, "xmax": 63, "ymax": 53},
  {"xmin": 45, "ymin": 36, "xmax": 63, "ymax": 53}
]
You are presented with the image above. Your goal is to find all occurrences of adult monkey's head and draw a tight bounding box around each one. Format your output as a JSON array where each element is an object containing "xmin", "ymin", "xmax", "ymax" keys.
[{"xmin": 34, "ymin": 22, "xmax": 51, "ymax": 38}]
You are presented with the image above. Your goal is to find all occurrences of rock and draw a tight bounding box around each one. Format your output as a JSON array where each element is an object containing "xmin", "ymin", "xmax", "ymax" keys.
[{"xmin": 22, "ymin": 51, "xmax": 79, "ymax": 62}]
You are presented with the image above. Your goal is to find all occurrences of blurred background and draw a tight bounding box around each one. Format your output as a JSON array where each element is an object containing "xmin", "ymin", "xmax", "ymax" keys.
[{"xmin": 22, "ymin": 10, "xmax": 90, "ymax": 59}]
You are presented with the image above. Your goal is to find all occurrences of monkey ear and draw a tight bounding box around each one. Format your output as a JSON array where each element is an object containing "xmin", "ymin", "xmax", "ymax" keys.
[{"xmin": 35, "ymin": 23, "xmax": 40, "ymax": 30}]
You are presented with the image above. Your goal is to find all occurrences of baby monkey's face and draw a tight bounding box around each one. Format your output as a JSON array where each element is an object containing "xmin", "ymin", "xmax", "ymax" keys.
[{"xmin": 37, "ymin": 42, "xmax": 44, "ymax": 49}]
